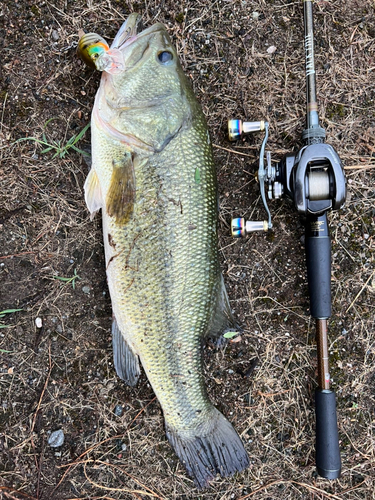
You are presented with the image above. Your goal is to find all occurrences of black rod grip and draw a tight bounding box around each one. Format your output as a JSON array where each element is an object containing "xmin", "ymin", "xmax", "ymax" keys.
[
  {"xmin": 315, "ymin": 389, "xmax": 341, "ymax": 479},
  {"xmin": 305, "ymin": 214, "xmax": 331, "ymax": 319}
]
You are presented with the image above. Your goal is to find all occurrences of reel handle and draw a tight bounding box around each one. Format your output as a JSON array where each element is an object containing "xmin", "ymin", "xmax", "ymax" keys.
[{"xmin": 228, "ymin": 119, "xmax": 273, "ymax": 230}]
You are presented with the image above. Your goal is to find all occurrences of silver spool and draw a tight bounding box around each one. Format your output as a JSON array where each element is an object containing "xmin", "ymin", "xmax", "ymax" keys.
[{"xmin": 307, "ymin": 171, "xmax": 330, "ymax": 200}]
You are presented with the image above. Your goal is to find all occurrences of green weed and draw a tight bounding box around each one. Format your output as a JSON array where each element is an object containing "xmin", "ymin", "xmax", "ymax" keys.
[
  {"xmin": 0, "ymin": 308, "xmax": 23, "ymax": 330},
  {"xmin": 52, "ymin": 268, "xmax": 81, "ymax": 289},
  {"xmin": 16, "ymin": 120, "xmax": 90, "ymax": 159}
]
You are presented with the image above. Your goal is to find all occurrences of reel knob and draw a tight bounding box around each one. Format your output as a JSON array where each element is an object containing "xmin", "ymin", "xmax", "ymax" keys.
[
  {"xmin": 231, "ymin": 217, "xmax": 268, "ymax": 237},
  {"xmin": 228, "ymin": 119, "xmax": 266, "ymax": 141}
]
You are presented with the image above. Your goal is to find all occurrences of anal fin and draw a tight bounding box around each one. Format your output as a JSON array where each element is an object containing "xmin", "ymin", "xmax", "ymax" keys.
[
  {"xmin": 206, "ymin": 273, "xmax": 241, "ymax": 341},
  {"xmin": 112, "ymin": 316, "xmax": 140, "ymax": 387}
]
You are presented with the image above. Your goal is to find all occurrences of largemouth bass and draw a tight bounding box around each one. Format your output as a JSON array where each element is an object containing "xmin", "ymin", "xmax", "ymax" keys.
[{"xmin": 79, "ymin": 14, "xmax": 249, "ymax": 488}]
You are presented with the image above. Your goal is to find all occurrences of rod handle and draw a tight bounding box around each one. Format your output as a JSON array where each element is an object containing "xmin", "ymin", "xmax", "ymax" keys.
[
  {"xmin": 315, "ymin": 389, "xmax": 341, "ymax": 479},
  {"xmin": 305, "ymin": 215, "xmax": 331, "ymax": 319}
]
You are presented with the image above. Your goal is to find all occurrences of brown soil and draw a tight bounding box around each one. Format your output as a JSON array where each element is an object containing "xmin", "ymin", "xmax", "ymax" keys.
[{"xmin": 1, "ymin": 1, "xmax": 374, "ymax": 499}]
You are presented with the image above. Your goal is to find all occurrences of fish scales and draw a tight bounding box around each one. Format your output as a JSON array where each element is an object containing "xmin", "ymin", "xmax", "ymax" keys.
[
  {"xmin": 81, "ymin": 13, "xmax": 249, "ymax": 488},
  {"xmin": 109, "ymin": 127, "xmax": 214, "ymax": 383},
  {"xmin": 104, "ymin": 114, "xmax": 217, "ymax": 426}
]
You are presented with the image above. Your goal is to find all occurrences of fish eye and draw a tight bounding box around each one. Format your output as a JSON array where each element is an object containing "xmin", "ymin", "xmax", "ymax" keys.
[{"xmin": 157, "ymin": 51, "xmax": 173, "ymax": 64}]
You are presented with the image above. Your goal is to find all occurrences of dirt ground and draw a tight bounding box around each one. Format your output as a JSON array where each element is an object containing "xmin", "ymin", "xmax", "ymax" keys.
[{"xmin": 1, "ymin": 0, "xmax": 374, "ymax": 499}]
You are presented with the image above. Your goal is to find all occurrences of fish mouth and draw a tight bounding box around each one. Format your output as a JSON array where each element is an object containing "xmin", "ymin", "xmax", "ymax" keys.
[{"xmin": 111, "ymin": 13, "xmax": 165, "ymax": 50}]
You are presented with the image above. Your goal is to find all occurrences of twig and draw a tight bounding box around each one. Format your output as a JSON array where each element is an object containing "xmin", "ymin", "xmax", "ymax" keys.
[
  {"xmin": 346, "ymin": 268, "xmax": 375, "ymax": 313},
  {"xmin": 30, "ymin": 342, "xmax": 53, "ymax": 448},
  {"xmin": 36, "ymin": 440, "xmax": 44, "ymax": 500},
  {"xmin": 66, "ymin": 497, "xmax": 117, "ymax": 500},
  {"xmin": 253, "ymin": 295, "xmax": 307, "ymax": 321},
  {"xmin": 0, "ymin": 252, "xmax": 37, "ymax": 260},
  {"xmin": 344, "ymin": 164, "xmax": 375, "ymax": 170},
  {"xmin": 256, "ymin": 389, "xmax": 290, "ymax": 398},
  {"xmin": 0, "ymin": 91, "xmax": 8, "ymax": 133},
  {"xmin": 0, "ymin": 487, "xmax": 38, "ymax": 500},
  {"xmin": 340, "ymin": 480, "xmax": 366, "ymax": 495},
  {"xmin": 213, "ymin": 143, "xmax": 253, "ymax": 157}
]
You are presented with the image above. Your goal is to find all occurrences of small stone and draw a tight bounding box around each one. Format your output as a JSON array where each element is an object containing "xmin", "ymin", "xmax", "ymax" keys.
[
  {"xmin": 114, "ymin": 404, "xmax": 124, "ymax": 417},
  {"xmin": 51, "ymin": 30, "xmax": 59, "ymax": 41},
  {"xmin": 267, "ymin": 45, "xmax": 277, "ymax": 54},
  {"xmin": 48, "ymin": 429, "xmax": 64, "ymax": 448},
  {"xmin": 252, "ymin": 11, "xmax": 260, "ymax": 20},
  {"xmin": 82, "ymin": 286, "xmax": 91, "ymax": 295},
  {"xmin": 35, "ymin": 317, "xmax": 42, "ymax": 328}
]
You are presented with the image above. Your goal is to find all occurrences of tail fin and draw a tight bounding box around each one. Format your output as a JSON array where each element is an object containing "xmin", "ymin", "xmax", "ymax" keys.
[{"xmin": 165, "ymin": 408, "xmax": 249, "ymax": 489}]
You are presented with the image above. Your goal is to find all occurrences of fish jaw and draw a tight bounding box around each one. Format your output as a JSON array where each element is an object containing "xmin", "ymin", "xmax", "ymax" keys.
[
  {"xmin": 111, "ymin": 13, "xmax": 166, "ymax": 51},
  {"xmin": 110, "ymin": 13, "xmax": 142, "ymax": 49}
]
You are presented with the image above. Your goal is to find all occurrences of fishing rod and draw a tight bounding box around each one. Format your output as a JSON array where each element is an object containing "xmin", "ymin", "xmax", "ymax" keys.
[{"xmin": 228, "ymin": 0, "xmax": 346, "ymax": 479}]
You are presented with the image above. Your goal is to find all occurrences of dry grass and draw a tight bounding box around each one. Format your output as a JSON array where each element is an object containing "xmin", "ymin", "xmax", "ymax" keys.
[{"xmin": 1, "ymin": 0, "xmax": 375, "ymax": 498}]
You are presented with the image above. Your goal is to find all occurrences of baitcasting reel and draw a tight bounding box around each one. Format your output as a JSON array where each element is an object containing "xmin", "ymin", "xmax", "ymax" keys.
[{"xmin": 228, "ymin": 118, "xmax": 346, "ymax": 236}]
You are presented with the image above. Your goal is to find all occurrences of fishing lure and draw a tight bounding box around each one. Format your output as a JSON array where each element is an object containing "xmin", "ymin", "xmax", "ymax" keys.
[{"xmin": 77, "ymin": 32, "xmax": 124, "ymax": 74}]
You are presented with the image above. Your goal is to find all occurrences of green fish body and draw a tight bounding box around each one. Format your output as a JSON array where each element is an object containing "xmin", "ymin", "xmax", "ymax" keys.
[{"xmin": 83, "ymin": 14, "xmax": 249, "ymax": 488}]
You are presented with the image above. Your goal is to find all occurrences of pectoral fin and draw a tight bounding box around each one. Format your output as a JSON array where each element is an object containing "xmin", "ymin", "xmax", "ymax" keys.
[
  {"xmin": 112, "ymin": 316, "xmax": 140, "ymax": 387},
  {"xmin": 84, "ymin": 168, "xmax": 103, "ymax": 219},
  {"xmin": 106, "ymin": 153, "xmax": 136, "ymax": 225}
]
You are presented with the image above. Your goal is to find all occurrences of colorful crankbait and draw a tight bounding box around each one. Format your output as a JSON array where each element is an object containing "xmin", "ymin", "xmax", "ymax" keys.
[{"xmin": 77, "ymin": 32, "xmax": 125, "ymax": 74}]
